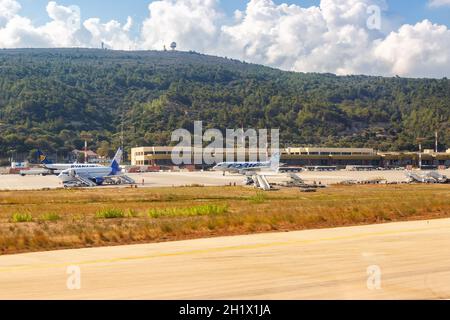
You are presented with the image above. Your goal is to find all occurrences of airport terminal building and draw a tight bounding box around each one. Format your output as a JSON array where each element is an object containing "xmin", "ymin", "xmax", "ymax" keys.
[{"xmin": 131, "ymin": 147, "xmax": 450, "ymax": 170}]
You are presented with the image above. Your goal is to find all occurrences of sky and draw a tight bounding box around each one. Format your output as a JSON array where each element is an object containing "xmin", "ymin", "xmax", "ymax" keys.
[{"xmin": 1, "ymin": 0, "xmax": 450, "ymax": 78}]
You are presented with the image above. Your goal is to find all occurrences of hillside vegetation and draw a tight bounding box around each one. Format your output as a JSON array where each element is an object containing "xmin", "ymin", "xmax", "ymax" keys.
[{"xmin": 0, "ymin": 48, "xmax": 448, "ymax": 160}]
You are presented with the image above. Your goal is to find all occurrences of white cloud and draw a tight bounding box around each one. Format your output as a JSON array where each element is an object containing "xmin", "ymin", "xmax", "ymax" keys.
[
  {"xmin": 40, "ymin": 1, "xmax": 83, "ymax": 47},
  {"xmin": 140, "ymin": 0, "xmax": 223, "ymax": 51},
  {"xmin": 0, "ymin": 1, "xmax": 83, "ymax": 47},
  {"xmin": 84, "ymin": 17, "xmax": 136, "ymax": 50},
  {"xmin": 0, "ymin": 0, "xmax": 449, "ymax": 78},
  {"xmin": 218, "ymin": 0, "xmax": 450, "ymax": 77},
  {"xmin": 428, "ymin": 0, "xmax": 450, "ymax": 7},
  {"xmin": 0, "ymin": 1, "xmax": 134, "ymax": 49},
  {"xmin": 0, "ymin": 0, "xmax": 21, "ymax": 23},
  {"xmin": 221, "ymin": 1, "xmax": 329, "ymax": 69},
  {"xmin": 220, "ymin": 0, "xmax": 390, "ymax": 74},
  {"xmin": 123, "ymin": 16, "xmax": 133, "ymax": 32},
  {"xmin": 374, "ymin": 20, "xmax": 450, "ymax": 78},
  {"xmin": 0, "ymin": 16, "xmax": 52, "ymax": 47}
]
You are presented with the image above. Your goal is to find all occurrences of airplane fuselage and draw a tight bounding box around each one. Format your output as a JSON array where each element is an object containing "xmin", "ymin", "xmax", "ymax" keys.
[
  {"xmin": 213, "ymin": 161, "xmax": 271, "ymax": 173},
  {"xmin": 44, "ymin": 163, "xmax": 101, "ymax": 172},
  {"xmin": 58, "ymin": 166, "xmax": 119, "ymax": 184}
]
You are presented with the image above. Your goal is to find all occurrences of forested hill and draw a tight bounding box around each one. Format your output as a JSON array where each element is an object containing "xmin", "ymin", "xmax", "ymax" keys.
[{"xmin": 0, "ymin": 48, "xmax": 449, "ymax": 160}]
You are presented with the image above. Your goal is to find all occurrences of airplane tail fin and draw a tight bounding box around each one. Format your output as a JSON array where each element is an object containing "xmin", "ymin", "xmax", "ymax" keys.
[
  {"xmin": 110, "ymin": 147, "xmax": 123, "ymax": 175},
  {"xmin": 37, "ymin": 150, "xmax": 52, "ymax": 165},
  {"xmin": 112, "ymin": 147, "xmax": 123, "ymax": 165},
  {"xmin": 270, "ymin": 152, "xmax": 280, "ymax": 171}
]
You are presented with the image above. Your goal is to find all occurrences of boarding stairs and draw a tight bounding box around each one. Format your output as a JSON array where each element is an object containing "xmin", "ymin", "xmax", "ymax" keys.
[
  {"xmin": 117, "ymin": 175, "xmax": 136, "ymax": 184},
  {"xmin": 253, "ymin": 174, "xmax": 271, "ymax": 191},
  {"xmin": 288, "ymin": 173, "xmax": 305, "ymax": 186},
  {"xmin": 103, "ymin": 175, "xmax": 136, "ymax": 185},
  {"xmin": 72, "ymin": 175, "xmax": 97, "ymax": 187}
]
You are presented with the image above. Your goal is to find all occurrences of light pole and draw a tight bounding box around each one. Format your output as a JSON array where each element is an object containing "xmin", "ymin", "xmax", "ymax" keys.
[
  {"xmin": 416, "ymin": 138, "xmax": 426, "ymax": 170},
  {"xmin": 80, "ymin": 133, "xmax": 93, "ymax": 164}
]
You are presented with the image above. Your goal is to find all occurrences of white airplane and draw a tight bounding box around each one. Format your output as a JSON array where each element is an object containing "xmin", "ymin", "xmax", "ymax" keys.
[
  {"xmin": 427, "ymin": 171, "xmax": 448, "ymax": 183},
  {"xmin": 406, "ymin": 171, "xmax": 448, "ymax": 184},
  {"xmin": 37, "ymin": 150, "xmax": 101, "ymax": 173},
  {"xmin": 58, "ymin": 148, "xmax": 124, "ymax": 186},
  {"xmin": 213, "ymin": 153, "xmax": 281, "ymax": 175}
]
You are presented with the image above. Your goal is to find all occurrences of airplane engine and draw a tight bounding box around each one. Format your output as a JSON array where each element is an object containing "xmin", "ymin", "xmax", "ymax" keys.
[{"xmin": 94, "ymin": 177, "xmax": 104, "ymax": 185}]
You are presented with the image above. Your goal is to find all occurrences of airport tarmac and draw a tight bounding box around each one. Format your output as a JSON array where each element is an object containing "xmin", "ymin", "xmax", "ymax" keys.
[
  {"xmin": 0, "ymin": 169, "xmax": 448, "ymax": 190},
  {"xmin": 0, "ymin": 172, "xmax": 245, "ymax": 190},
  {"xmin": 1, "ymin": 218, "xmax": 450, "ymax": 299}
]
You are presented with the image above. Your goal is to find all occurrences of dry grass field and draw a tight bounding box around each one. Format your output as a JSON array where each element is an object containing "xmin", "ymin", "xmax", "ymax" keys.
[{"xmin": 0, "ymin": 184, "xmax": 449, "ymax": 255}]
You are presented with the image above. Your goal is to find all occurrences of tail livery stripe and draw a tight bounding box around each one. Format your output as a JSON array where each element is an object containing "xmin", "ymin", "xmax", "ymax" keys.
[
  {"xmin": 37, "ymin": 150, "xmax": 52, "ymax": 165},
  {"xmin": 111, "ymin": 159, "xmax": 121, "ymax": 176},
  {"xmin": 113, "ymin": 148, "xmax": 123, "ymax": 165}
]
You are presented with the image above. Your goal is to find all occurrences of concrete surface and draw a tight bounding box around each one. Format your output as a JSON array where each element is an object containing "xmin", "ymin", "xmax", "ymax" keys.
[
  {"xmin": 1, "ymin": 218, "xmax": 450, "ymax": 300},
  {"xmin": 0, "ymin": 174, "xmax": 61, "ymax": 190},
  {"xmin": 0, "ymin": 169, "xmax": 448, "ymax": 190}
]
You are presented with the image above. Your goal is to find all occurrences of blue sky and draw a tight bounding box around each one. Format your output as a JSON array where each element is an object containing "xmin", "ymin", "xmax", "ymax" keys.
[{"xmin": 18, "ymin": 0, "xmax": 450, "ymax": 31}]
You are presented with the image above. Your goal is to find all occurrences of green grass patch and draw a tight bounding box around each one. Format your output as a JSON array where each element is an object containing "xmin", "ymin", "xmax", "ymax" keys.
[
  {"xmin": 96, "ymin": 208, "xmax": 125, "ymax": 219},
  {"xmin": 148, "ymin": 204, "xmax": 229, "ymax": 218},
  {"xmin": 248, "ymin": 192, "xmax": 267, "ymax": 204},
  {"xmin": 39, "ymin": 213, "xmax": 61, "ymax": 222},
  {"xmin": 11, "ymin": 213, "xmax": 33, "ymax": 223}
]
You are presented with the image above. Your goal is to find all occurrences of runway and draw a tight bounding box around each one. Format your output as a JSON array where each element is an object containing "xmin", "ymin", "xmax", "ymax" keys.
[{"xmin": 1, "ymin": 218, "xmax": 450, "ymax": 299}]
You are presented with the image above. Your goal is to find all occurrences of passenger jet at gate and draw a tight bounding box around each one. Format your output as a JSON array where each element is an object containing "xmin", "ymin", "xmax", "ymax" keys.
[
  {"xmin": 213, "ymin": 153, "xmax": 281, "ymax": 175},
  {"xmin": 58, "ymin": 148, "xmax": 123, "ymax": 186}
]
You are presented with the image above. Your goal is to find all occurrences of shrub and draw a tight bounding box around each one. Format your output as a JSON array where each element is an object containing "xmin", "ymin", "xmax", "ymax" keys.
[
  {"xmin": 11, "ymin": 213, "xmax": 33, "ymax": 223},
  {"xmin": 148, "ymin": 204, "xmax": 228, "ymax": 218},
  {"xmin": 96, "ymin": 208, "xmax": 125, "ymax": 219}
]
